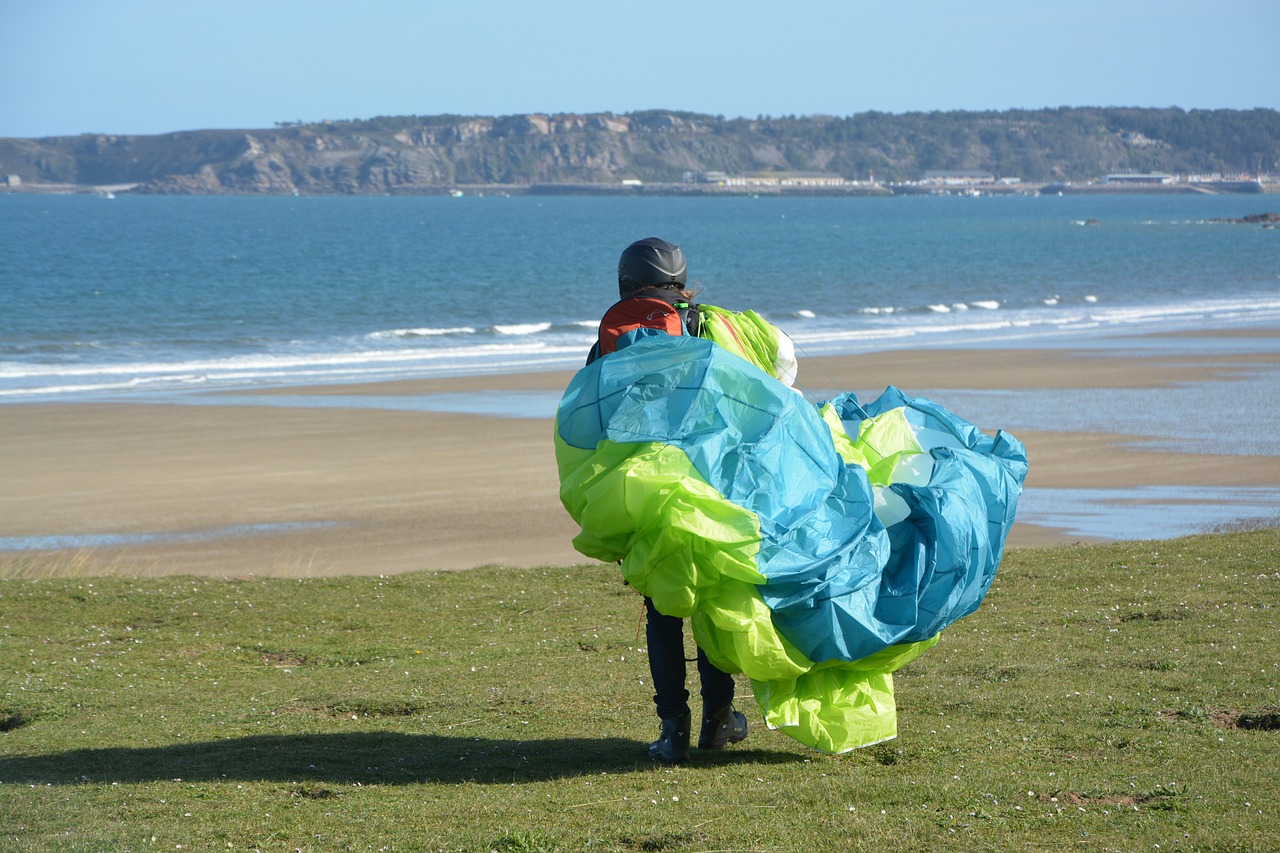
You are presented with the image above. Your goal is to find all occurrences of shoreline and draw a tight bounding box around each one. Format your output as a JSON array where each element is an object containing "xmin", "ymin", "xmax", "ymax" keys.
[
  {"xmin": 5, "ymin": 182, "xmax": 1279, "ymax": 198},
  {"xmin": 2, "ymin": 328, "xmax": 1278, "ymax": 577}
]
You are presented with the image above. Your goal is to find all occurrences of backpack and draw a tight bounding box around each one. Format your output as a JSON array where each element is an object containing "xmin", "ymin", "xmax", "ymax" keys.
[{"xmin": 587, "ymin": 296, "xmax": 700, "ymax": 364}]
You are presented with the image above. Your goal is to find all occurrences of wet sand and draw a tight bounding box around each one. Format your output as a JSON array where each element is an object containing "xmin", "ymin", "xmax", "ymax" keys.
[{"xmin": 2, "ymin": 334, "xmax": 1278, "ymax": 576}]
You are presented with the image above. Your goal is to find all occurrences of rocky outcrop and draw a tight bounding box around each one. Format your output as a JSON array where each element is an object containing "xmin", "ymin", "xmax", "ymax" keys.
[
  {"xmin": 1209, "ymin": 212, "xmax": 1280, "ymax": 225},
  {"xmin": 114, "ymin": 113, "xmax": 729, "ymax": 192},
  {"xmin": 2, "ymin": 108, "xmax": 1276, "ymax": 195}
]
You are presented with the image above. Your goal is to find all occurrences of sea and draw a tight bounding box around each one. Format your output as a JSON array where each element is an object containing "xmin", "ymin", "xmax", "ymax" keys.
[{"xmin": 3, "ymin": 191, "xmax": 1279, "ymax": 542}]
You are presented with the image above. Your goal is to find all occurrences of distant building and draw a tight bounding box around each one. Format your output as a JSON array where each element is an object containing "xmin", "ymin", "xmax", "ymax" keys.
[
  {"xmin": 686, "ymin": 170, "xmax": 847, "ymax": 187},
  {"xmin": 1103, "ymin": 173, "xmax": 1173, "ymax": 185},
  {"xmin": 689, "ymin": 170, "xmax": 729, "ymax": 184},
  {"xmin": 4, "ymin": 174, "xmax": 21, "ymax": 187},
  {"xmin": 922, "ymin": 170, "xmax": 995, "ymax": 185},
  {"xmin": 776, "ymin": 172, "xmax": 847, "ymax": 187}
]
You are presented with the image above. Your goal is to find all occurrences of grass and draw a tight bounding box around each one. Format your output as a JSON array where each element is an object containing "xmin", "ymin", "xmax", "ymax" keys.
[{"xmin": 1, "ymin": 528, "xmax": 1277, "ymax": 851}]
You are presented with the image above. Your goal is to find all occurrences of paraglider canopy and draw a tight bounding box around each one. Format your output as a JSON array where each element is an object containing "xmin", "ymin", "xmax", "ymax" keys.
[{"xmin": 555, "ymin": 329, "xmax": 1027, "ymax": 753}]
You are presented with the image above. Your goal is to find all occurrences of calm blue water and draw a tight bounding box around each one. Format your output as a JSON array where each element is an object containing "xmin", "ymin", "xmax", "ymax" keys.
[{"xmin": 2, "ymin": 192, "xmax": 1278, "ymax": 400}]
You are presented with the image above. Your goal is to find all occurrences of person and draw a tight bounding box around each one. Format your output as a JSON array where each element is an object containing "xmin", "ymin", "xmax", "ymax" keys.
[
  {"xmin": 560, "ymin": 239, "xmax": 1025, "ymax": 757},
  {"xmin": 587, "ymin": 237, "xmax": 752, "ymax": 764}
]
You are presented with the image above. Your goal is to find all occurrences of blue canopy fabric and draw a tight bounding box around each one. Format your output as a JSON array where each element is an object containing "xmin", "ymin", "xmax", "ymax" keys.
[{"xmin": 555, "ymin": 331, "xmax": 1028, "ymax": 751}]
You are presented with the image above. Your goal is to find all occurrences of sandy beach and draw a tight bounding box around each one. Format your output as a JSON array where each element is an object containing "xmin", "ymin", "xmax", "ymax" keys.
[{"xmin": 2, "ymin": 330, "xmax": 1278, "ymax": 577}]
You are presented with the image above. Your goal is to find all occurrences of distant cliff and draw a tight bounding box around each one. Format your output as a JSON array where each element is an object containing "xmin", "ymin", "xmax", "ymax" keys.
[{"xmin": 2, "ymin": 108, "xmax": 1277, "ymax": 194}]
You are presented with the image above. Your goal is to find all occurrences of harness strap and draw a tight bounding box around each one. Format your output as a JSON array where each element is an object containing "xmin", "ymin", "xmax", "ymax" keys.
[{"xmin": 673, "ymin": 301, "xmax": 701, "ymax": 338}]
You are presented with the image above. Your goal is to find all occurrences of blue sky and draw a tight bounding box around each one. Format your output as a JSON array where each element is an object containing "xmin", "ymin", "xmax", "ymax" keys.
[{"xmin": 2, "ymin": 0, "xmax": 1277, "ymax": 138}]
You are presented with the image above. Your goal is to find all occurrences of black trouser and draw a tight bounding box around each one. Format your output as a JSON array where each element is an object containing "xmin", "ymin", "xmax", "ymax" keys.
[{"xmin": 645, "ymin": 597, "xmax": 735, "ymax": 721}]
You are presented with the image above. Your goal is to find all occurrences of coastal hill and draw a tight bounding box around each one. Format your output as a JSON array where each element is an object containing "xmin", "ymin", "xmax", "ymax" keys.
[{"xmin": 1, "ymin": 107, "xmax": 1276, "ymax": 195}]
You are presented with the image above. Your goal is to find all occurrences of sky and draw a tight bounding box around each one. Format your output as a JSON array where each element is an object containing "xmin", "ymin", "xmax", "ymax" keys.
[{"xmin": 2, "ymin": 0, "xmax": 1278, "ymax": 138}]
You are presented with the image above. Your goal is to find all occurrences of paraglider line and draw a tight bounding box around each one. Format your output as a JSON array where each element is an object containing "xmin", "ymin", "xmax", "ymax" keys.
[
  {"xmin": 786, "ymin": 335, "xmax": 904, "ymax": 463},
  {"xmin": 787, "ymin": 335, "xmax": 849, "ymax": 404}
]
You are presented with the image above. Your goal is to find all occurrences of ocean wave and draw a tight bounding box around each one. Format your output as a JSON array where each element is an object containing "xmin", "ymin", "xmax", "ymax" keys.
[
  {"xmin": 4, "ymin": 294, "xmax": 1279, "ymax": 402},
  {"xmin": 367, "ymin": 326, "xmax": 477, "ymax": 340},
  {"xmin": 787, "ymin": 295, "xmax": 1280, "ymax": 353},
  {"xmin": 924, "ymin": 303, "xmax": 988, "ymax": 313},
  {"xmin": 0, "ymin": 340, "xmax": 107, "ymax": 356},
  {"xmin": 17, "ymin": 340, "xmax": 578, "ymax": 374},
  {"xmin": 492, "ymin": 322, "xmax": 553, "ymax": 335},
  {"xmin": 859, "ymin": 300, "xmax": 1022, "ymax": 317},
  {"xmin": 1084, "ymin": 298, "xmax": 1280, "ymax": 325}
]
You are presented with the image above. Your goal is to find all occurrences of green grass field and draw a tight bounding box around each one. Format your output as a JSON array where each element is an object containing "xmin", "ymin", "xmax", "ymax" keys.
[{"xmin": 2, "ymin": 529, "xmax": 1277, "ymax": 852}]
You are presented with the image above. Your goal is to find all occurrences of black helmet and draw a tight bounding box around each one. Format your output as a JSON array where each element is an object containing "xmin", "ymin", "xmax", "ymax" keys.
[{"xmin": 617, "ymin": 237, "xmax": 687, "ymax": 296}]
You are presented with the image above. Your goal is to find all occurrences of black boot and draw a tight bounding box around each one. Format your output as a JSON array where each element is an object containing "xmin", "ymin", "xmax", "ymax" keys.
[
  {"xmin": 698, "ymin": 704, "xmax": 748, "ymax": 749},
  {"xmin": 648, "ymin": 713, "xmax": 691, "ymax": 764}
]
